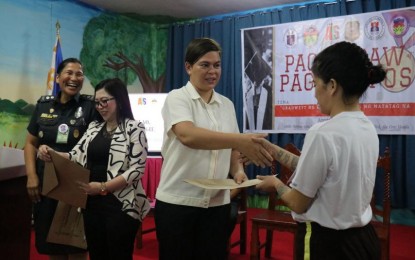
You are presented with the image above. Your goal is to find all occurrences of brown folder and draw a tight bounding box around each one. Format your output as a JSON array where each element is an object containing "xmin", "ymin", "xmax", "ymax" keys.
[
  {"xmin": 42, "ymin": 150, "xmax": 90, "ymax": 208},
  {"xmin": 47, "ymin": 201, "xmax": 87, "ymax": 249}
]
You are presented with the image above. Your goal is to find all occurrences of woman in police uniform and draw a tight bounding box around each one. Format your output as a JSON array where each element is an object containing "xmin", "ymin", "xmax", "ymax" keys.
[{"xmin": 24, "ymin": 58, "xmax": 96, "ymax": 260}]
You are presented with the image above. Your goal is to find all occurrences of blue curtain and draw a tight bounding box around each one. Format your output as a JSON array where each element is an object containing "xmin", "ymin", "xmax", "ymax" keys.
[{"xmin": 165, "ymin": 0, "xmax": 415, "ymax": 209}]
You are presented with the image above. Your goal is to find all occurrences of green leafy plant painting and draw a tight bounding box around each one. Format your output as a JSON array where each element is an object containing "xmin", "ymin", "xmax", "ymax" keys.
[{"xmin": 80, "ymin": 14, "xmax": 169, "ymax": 93}]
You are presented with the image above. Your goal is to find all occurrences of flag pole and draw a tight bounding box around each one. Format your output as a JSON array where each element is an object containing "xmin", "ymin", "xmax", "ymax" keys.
[
  {"xmin": 56, "ymin": 20, "xmax": 60, "ymax": 38},
  {"xmin": 46, "ymin": 20, "xmax": 63, "ymax": 96}
]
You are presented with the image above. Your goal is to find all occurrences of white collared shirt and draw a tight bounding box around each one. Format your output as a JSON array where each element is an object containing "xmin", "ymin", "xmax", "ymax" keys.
[
  {"xmin": 291, "ymin": 112, "xmax": 378, "ymax": 229},
  {"xmin": 156, "ymin": 81, "xmax": 240, "ymax": 208}
]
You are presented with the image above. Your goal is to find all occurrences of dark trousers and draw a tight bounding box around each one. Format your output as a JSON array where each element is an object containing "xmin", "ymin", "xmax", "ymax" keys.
[
  {"xmin": 295, "ymin": 222, "xmax": 380, "ymax": 260},
  {"xmin": 155, "ymin": 200, "xmax": 231, "ymax": 260},
  {"xmin": 83, "ymin": 194, "xmax": 140, "ymax": 260}
]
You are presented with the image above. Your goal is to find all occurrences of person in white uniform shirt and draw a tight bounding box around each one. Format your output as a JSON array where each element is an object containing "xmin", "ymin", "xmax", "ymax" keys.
[
  {"xmin": 154, "ymin": 38, "xmax": 272, "ymax": 260},
  {"xmin": 252, "ymin": 41, "xmax": 386, "ymax": 259}
]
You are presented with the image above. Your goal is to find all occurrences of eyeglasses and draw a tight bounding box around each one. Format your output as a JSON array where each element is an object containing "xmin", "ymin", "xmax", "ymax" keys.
[{"xmin": 94, "ymin": 97, "xmax": 115, "ymax": 108}]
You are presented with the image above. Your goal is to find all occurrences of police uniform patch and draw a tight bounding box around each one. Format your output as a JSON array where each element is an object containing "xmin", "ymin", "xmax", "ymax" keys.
[
  {"xmin": 74, "ymin": 129, "xmax": 80, "ymax": 139},
  {"xmin": 58, "ymin": 124, "xmax": 68, "ymax": 133},
  {"xmin": 38, "ymin": 95, "xmax": 56, "ymax": 103},
  {"xmin": 56, "ymin": 123, "xmax": 69, "ymax": 144}
]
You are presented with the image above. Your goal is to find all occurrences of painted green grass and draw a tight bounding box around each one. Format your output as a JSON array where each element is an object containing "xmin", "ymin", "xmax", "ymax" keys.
[{"xmin": 0, "ymin": 112, "xmax": 30, "ymax": 149}]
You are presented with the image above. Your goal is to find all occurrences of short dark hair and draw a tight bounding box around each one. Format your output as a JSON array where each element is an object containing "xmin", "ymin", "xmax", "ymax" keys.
[
  {"xmin": 94, "ymin": 78, "xmax": 134, "ymax": 123},
  {"xmin": 57, "ymin": 58, "xmax": 82, "ymax": 74},
  {"xmin": 185, "ymin": 38, "xmax": 222, "ymax": 65},
  {"xmin": 311, "ymin": 41, "xmax": 386, "ymax": 101}
]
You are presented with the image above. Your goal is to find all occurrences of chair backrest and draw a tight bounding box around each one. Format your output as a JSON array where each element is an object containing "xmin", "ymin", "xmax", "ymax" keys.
[
  {"xmin": 228, "ymin": 179, "xmax": 248, "ymax": 253},
  {"xmin": 229, "ymin": 171, "xmax": 248, "ymax": 214},
  {"xmin": 239, "ymin": 187, "xmax": 248, "ymax": 212},
  {"xmin": 371, "ymin": 147, "xmax": 391, "ymax": 226},
  {"xmin": 268, "ymin": 143, "xmax": 301, "ymax": 210}
]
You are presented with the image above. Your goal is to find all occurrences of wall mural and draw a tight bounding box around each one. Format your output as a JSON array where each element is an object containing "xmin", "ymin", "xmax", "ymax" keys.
[
  {"xmin": 81, "ymin": 13, "xmax": 169, "ymax": 92},
  {"xmin": 0, "ymin": 0, "xmax": 172, "ymax": 149}
]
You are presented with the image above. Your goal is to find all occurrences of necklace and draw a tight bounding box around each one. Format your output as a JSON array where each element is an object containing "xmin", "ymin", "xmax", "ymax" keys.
[{"xmin": 102, "ymin": 124, "xmax": 117, "ymax": 138}]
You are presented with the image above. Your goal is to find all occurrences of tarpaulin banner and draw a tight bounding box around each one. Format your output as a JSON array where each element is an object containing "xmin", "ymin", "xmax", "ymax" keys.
[{"xmin": 242, "ymin": 7, "xmax": 415, "ymax": 135}]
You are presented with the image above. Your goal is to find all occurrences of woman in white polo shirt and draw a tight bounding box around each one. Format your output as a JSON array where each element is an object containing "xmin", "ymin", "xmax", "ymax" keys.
[
  {"xmin": 254, "ymin": 41, "xmax": 386, "ymax": 259},
  {"xmin": 155, "ymin": 38, "xmax": 272, "ymax": 260}
]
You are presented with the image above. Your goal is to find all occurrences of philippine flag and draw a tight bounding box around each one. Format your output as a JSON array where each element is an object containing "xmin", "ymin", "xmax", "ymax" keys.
[{"xmin": 46, "ymin": 36, "xmax": 63, "ymax": 96}]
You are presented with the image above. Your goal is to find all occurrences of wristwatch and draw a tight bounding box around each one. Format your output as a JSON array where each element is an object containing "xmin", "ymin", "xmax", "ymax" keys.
[{"xmin": 100, "ymin": 182, "xmax": 108, "ymax": 196}]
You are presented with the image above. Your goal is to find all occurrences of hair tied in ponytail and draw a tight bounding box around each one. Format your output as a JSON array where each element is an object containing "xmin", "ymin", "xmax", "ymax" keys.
[{"xmin": 368, "ymin": 68, "xmax": 373, "ymax": 81}]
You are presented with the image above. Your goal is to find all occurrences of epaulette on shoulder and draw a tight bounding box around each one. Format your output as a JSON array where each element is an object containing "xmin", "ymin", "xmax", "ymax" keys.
[
  {"xmin": 38, "ymin": 95, "xmax": 56, "ymax": 103},
  {"xmin": 80, "ymin": 94, "xmax": 94, "ymax": 101}
]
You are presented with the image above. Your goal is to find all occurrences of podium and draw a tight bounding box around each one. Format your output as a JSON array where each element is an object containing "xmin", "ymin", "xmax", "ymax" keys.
[{"xmin": 0, "ymin": 147, "xmax": 31, "ymax": 260}]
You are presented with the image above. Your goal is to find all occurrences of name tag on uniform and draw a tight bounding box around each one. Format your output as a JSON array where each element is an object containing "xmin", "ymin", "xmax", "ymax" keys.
[{"xmin": 56, "ymin": 123, "xmax": 69, "ymax": 144}]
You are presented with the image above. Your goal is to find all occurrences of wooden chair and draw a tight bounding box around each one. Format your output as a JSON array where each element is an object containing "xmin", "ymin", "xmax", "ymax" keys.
[
  {"xmin": 250, "ymin": 143, "xmax": 300, "ymax": 259},
  {"xmin": 371, "ymin": 147, "xmax": 391, "ymax": 260},
  {"xmin": 135, "ymin": 202, "xmax": 156, "ymax": 249},
  {"xmin": 229, "ymin": 187, "xmax": 248, "ymax": 254}
]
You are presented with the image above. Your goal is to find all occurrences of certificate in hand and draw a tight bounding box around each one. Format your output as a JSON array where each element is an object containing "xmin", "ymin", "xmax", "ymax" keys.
[
  {"xmin": 184, "ymin": 178, "xmax": 262, "ymax": 190},
  {"xmin": 42, "ymin": 150, "xmax": 90, "ymax": 208}
]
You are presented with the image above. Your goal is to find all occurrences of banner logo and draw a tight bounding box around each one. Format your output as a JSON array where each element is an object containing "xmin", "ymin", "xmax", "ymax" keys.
[
  {"xmin": 284, "ymin": 28, "xmax": 298, "ymax": 47},
  {"xmin": 390, "ymin": 15, "xmax": 409, "ymax": 37},
  {"xmin": 365, "ymin": 16, "xmax": 385, "ymax": 40},
  {"xmin": 303, "ymin": 25, "xmax": 319, "ymax": 47},
  {"xmin": 344, "ymin": 20, "xmax": 360, "ymax": 42}
]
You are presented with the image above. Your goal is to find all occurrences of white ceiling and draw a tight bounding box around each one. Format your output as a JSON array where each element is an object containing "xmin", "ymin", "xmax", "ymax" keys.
[{"xmin": 80, "ymin": 0, "xmax": 313, "ymax": 19}]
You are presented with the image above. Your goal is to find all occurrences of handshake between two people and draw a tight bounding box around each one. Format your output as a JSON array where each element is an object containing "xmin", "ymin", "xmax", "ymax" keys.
[
  {"xmin": 237, "ymin": 134, "xmax": 299, "ymax": 172},
  {"xmin": 237, "ymin": 133, "xmax": 277, "ymax": 168},
  {"xmin": 237, "ymin": 135, "xmax": 300, "ymax": 196}
]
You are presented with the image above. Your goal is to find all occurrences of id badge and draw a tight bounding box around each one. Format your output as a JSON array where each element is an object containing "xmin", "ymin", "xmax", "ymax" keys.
[{"xmin": 56, "ymin": 123, "xmax": 69, "ymax": 144}]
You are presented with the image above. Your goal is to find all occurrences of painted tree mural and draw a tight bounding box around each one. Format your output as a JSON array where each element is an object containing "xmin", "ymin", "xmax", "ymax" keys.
[{"xmin": 80, "ymin": 14, "xmax": 169, "ymax": 92}]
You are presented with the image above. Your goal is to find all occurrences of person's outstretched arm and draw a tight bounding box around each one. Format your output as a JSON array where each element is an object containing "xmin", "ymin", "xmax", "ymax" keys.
[
  {"xmin": 172, "ymin": 121, "xmax": 273, "ymax": 167},
  {"xmin": 256, "ymin": 175, "xmax": 312, "ymax": 214},
  {"xmin": 251, "ymin": 138, "xmax": 300, "ymax": 171}
]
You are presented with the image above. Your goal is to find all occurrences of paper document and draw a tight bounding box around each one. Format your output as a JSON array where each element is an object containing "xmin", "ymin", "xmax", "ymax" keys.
[
  {"xmin": 42, "ymin": 150, "xmax": 90, "ymax": 208},
  {"xmin": 184, "ymin": 178, "xmax": 262, "ymax": 190}
]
